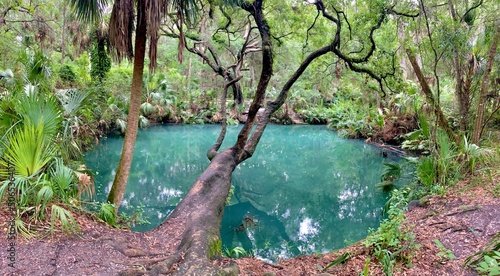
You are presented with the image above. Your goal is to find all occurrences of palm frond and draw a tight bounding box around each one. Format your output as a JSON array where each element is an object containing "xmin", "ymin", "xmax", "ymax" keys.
[
  {"xmin": 57, "ymin": 89, "xmax": 92, "ymax": 117},
  {"xmin": 68, "ymin": 0, "xmax": 109, "ymax": 23},
  {"xmin": 108, "ymin": 0, "xmax": 135, "ymax": 61},
  {"xmin": 139, "ymin": 115, "xmax": 149, "ymax": 129},
  {"xmin": 36, "ymin": 182, "xmax": 54, "ymax": 215},
  {"xmin": 50, "ymin": 158, "xmax": 74, "ymax": 198},
  {"xmin": 15, "ymin": 217, "xmax": 36, "ymax": 239},
  {"xmin": 15, "ymin": 93, "xmax": 62, "ymax": 138},
  {"xmin": 50, "ymin": 204, "xmax": 80, "ymax": 235},
  {"xmin": 3, "ymin": 123, "xmax": 56, "ymax": 177},
  {"xmin": 116, "ymin": 118, "xmax": 127, "ymax": 134},
  {"xmin": 99, "ymin": 202, "xmax": 117, "ymax": 225}
]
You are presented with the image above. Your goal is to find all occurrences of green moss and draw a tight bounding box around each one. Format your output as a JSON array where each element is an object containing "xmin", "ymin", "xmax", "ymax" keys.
[{"xmin": 208, "ymin": 237, "xmax": 222, "ymax": 260}]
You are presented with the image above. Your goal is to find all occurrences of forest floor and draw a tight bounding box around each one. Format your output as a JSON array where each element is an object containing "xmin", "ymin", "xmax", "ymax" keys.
[{"xmin": 1, "ymin": 175, "xmax": 499, "ymax": 275}]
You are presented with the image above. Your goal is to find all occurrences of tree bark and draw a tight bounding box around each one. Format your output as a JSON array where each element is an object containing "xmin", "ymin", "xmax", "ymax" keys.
[
  {"xmin": 107, "ymin": 0, "xmax": 147, "ymax": 213},
  {"xmin": 61, "ymin": 4, "xmax": 67, "ymax": 63},
  {"xmin": 472, "ymin": 23, "xmax": 500, "ymax": 144},
  {"xmin": 406, "ymin": 49, "xmax": 459, "ymax": 144}
]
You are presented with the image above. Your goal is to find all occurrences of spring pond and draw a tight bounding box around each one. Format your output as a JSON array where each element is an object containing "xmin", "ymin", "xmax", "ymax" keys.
[{"xmin": 84, "ymin": 124, "xmax": 405, "ymax": 262}]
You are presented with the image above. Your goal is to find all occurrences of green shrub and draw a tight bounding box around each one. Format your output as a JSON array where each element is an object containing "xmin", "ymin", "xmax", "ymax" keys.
[
  {"xmin": 363, "ymin": 189, "xmax": 418, "ymax": 275},
  {"xmin": 58, "ymin": 64, "xmax": 77, "ymax": 83}
]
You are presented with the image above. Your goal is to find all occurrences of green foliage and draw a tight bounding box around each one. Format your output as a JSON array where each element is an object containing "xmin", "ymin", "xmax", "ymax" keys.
[
  {"xmin": 208, "ymin": 238, "xmax": 222, "ymax": 259},
  {"xmin": 90, "ymin": 37, "xmax": 111, "ymax": 83},
  {"xmin": 401, "ymin": 114, "xmax": 431, "ymax": 153},
  {"xmin": 363, "ymin": 189, "xmax": 418, "ymax": 275},
  {"xmin": 50, "ymin": 204, "xmax": 80, "ymax": 235},
  {"xmin": 434, "ymin": 239, "xmax": 456, "ymax": 261},
  {"xmin": 466, "ymin": 234, "xmax": 500, "ymax": 275},
  {"xmin": 0, "ymin": 74, "xmax": 90, "ymax": 236},
  {"xmin": 378, "ymin": 162, "xmax": 402, "ymax": 191},
  {"xmin": 226, "ymin": 185, "xmax": 235, "ymax": 205},
  {"xmin": 15, "ymin": 92, "xmax": 62, "ymax": 138},
  {"xmin": 58, "ymin": 64, "xmax": 77, "ymax": 84},
  {"xmin": 2, "ymin": 122, "xmax": 55, "ymax": 177},
  {"xmin": 18, "ymin": 48, "xmax": 52, "ymax": 87},
  {"xmin": 318, "ymin": 252, "xmax": 352, "ymax": 271},
  {"xmin": 476, "ymin": 252, "xmax": 500, "ymax": 275},
  {"xmin": 362, "ymin": 257, "xmax": 371, "ymax": 276},
  {"xmin": 99, "ymin": 202, "xmax": 117, "ymax": 225},
  {"xmin": 224, "ymin": 246, "xmax": 251, "ymax": 259},
  {"xmin": 50, "ymin": 158, "xmax": 76, "ymax": 201}
]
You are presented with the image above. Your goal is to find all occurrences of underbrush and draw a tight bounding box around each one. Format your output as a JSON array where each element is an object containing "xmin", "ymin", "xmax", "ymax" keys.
[{"xmin": 363, "ymin": 188, "xmax": 419, "ymax": 275}]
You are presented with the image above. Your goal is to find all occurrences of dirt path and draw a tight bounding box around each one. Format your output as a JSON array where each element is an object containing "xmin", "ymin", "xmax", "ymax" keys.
[{"xmin": 1, "ymin": 180, "xmax": 499, "ymax": 275}]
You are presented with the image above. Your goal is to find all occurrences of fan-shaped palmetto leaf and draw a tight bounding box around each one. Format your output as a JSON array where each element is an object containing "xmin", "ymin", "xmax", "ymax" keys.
[
  {"xmin": 381, "ymin": 162, "xmax": 402, "ymax": 182},
  {"xmin": 116, "ymin": 118, "xmax": 127, "ymax": 134},
  {"xmin": 15, "ymin": 93, "xmax": 62, "ymax": 138},
  {"xmin": 2, "ymin": 122, "xmax": 56, "ymax": 178},
  {"xmin": 139, "ymin": 115, "xmax": 149, "ymax": 129},
  {"xmin": 140, "ymin": 102, "xmax": 154, "ymax": 116},
  {"xmin": 57, "ymin": 89, "xmax": 92, "ymax": 117},
  {"xmin": 36, "ymin": 182, "xmax": 54, "ymax": 216},
  {"xmin": 15, "ymin": 217, "xmax": 35, "ymax": 239},
  {"xmin": 68, "ymin": 0, "xmax": 109, "ymax": 23},
  {"xmin": 98, "ymin": 202, "xmax": 117, "ymax": 225},
  {"xmin": 50, "ymin": 158, "xmax": 74, "ymax": 198},
  {"xmin": 50, "ymin": 204, "xmax": 80, "ymax": 235},
  {"xmin": 18, "ymin": 49, "xmax": 52, "ymax": 85}
]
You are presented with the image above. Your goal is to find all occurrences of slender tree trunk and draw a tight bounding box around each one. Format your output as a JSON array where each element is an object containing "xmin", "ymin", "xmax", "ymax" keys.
[
  {"xmin": 472, "ymin": 23, "xmax": 500, "ymax": 144},
  {"xmin": 107, "ymin": 1, "xmax": 147, "ymax": 213},
  {"xmin": 406, "ymin": 49, "xmax": 459, "ymax": 144},
  {"xmin": 61, "ymin": 4, "xmax": 67, "ymax": 63}
]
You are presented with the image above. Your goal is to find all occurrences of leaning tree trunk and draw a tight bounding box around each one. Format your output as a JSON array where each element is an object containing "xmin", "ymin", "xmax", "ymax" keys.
[
  {"xmin": 144, "ymin": 1, "xmax": 274, "ymax": 274},
  {"xmin": 147, "ymin": 149, "xmax": 238, "ymax": 275},
  {"xmin": 406, "ymin": 49, "xmax": 460, "ymax": 145},
  {"xmin": 107, "ymin": 0, "xmax": 147, "ymax": 213}
]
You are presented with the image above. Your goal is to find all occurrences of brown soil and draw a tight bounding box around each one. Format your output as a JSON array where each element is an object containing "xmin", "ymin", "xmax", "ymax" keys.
[
  {"xmin": 372, "ymin": 114, "xmax": 419, "ymax": 144},
  {"xmin": 1, "ymin": 177, "xmax": 499, "ymax": 275}
]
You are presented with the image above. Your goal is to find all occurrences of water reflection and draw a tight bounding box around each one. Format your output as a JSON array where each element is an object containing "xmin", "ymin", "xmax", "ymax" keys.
[{"xmin": 84, "ymin": 124, "xmax": 405, "ymax": 262}]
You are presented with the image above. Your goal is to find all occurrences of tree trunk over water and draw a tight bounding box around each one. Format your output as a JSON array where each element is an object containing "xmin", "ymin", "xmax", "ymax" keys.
[{"xmin": 147, "ymin": 149, "xmax": 238, "ymax": 275}]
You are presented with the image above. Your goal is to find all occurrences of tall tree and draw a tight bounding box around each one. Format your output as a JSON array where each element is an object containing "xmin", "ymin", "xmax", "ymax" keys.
[
  {"xmin": 69, "ymin": 0, "xmax": 197, "ymax": 213},
  {"xmin": 472, "ymin": 22, "xmax": 500, "ymax": 144},
  {"xmin": 140, "ymin": 0, "xmax": 414, "ymax": 274}
]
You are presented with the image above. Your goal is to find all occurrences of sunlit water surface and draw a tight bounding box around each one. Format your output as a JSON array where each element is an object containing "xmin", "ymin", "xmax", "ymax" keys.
[{"xmin": 84, "ymin": 124, "xmax": 405, "ymax": 262}]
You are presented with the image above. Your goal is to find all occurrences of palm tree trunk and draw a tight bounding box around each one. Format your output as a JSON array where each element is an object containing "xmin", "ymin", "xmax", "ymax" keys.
[{"xmin": 107, "ymin": 0, "xmax": 147, "ymax": 213}]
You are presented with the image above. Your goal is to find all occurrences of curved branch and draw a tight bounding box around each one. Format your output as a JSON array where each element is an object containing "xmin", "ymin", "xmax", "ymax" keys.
[
  {"xmin": 207, "ymin": 76, "xmax": 243, "ymax": 160},
  {"xmin": 234, "ymin": 0, "xmax": 273, "ymax": 160},
  {"xmin": 302, "ymin": 8, "xmax": 320, "ymax": 56},
  {"xmin": 243, "ymin": 45, "xmax": 331, "ymax": 159},
  {"xmin": 461, "ymin": 0, "xmax": 483, "ymax": 24}
]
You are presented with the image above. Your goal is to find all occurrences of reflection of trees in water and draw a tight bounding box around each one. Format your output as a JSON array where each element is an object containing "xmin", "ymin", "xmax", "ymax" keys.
[
  {"xmin": 231, "ymin": 125, "xmax": 396, "ymax": 257},
  {"xmin": 86, "ymin": 124, "xmax": 402, "ymax": 260},
  {"xmin": 221, "ymin": 201, "xmax": 300, "ymax": 261}
]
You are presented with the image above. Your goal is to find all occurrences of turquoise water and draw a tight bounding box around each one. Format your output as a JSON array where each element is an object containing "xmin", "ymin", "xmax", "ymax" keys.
[{"xmin": 84, "ymin": 124, "xmax": 404, "ymax": 262}]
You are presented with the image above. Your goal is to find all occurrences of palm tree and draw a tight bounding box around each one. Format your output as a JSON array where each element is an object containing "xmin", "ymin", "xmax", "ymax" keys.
[{"xmin": 69, "ymin": 0, "xmax": 197, "ymax": 214}]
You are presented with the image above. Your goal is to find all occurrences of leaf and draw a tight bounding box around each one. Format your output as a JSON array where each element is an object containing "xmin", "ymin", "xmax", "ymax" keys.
[
  {"xmin": 3, "ymin": 122, "xmax": 56, "ymax": 177},
  {"xmin": 50, "ymin": 204, "xmax": 80, "ymax": 235},
  {"xmin": 322, "ymin": 252, "xmax": 351, "ymax": 271}
]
